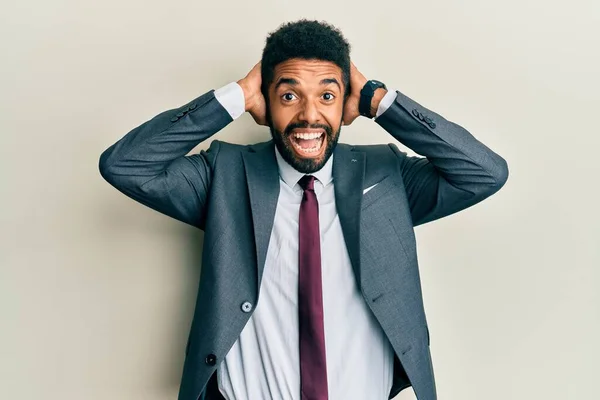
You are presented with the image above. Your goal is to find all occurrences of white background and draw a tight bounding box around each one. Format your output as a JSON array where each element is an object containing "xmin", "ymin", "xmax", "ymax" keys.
[{"xmin": 1, "ymin": 0, "xmax": 599, "ymax": 399}]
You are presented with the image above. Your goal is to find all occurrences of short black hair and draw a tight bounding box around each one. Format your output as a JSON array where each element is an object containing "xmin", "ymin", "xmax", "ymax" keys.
[{"xmin": 260, "ymin": 19, "xmax": 351, "ymax": 103}]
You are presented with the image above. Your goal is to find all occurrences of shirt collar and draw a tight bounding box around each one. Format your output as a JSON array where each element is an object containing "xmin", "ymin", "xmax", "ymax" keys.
[{"xmin": 274, "ymin": 145, "xmax": 334, "ymax": 190}]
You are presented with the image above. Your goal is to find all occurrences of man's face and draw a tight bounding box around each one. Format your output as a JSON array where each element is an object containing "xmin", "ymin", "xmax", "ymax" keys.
[{"xmin": 267, "ymin": 58, "xmax": 345, "ymax": 173}]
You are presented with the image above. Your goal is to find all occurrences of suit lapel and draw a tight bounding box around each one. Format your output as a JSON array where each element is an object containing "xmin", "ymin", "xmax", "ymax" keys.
[
  {"xmin": 333, "ymin": 144, "xmax": 365, "ymax": 284},
  {"xmin": 242, "ymin": 141, "xmax": 280, "ymax": 295},
  {"xmin": 241, "ymin": 142, "xmax": 367, "ymax": 293}
]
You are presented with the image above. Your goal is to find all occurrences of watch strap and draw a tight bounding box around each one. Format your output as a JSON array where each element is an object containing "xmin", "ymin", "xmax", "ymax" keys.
[{"xmin": 359, "ymin": 80, "xmax": 387, "ymax": 118}]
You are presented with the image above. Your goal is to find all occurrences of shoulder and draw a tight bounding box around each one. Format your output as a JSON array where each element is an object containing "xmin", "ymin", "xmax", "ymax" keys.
[
  {"xmin": 348, "ymin": 142, "xmax": 396, "ymax": 154},
  {"xmin": 204, "ymin": 139, "xmax": 272, "ymax": 166},
  {"xmin": 342, "ymin": 142, "xmax": 406, "ymax": 160},
  {"xmin": 206, "ymin": 140, "xmax": 249, "ymax": 152},
  {"xmin": 342, "ymin": 142, "xmax": 407, "ymax": 180},
  {"xmin": 205, "ymin": 139, "xmax": 263, "ymax": 156}
]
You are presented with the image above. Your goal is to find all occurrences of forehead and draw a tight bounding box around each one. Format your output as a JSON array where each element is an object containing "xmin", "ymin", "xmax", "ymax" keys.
[{"xmin": 272, "ymin": 58, "xmax": 343, "ymax": 84}]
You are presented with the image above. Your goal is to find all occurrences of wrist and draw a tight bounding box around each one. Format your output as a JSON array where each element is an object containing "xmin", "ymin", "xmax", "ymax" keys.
[
  {"xmin": 236, "ymin": 78, "xmax": 257, "ymax": 112},
  {"xmin": 369, "ymin": 88, "xmax": 388, "ymax": 118}
]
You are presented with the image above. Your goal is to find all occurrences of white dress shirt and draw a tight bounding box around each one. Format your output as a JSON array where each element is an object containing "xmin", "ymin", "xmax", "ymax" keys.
[{"xmin": 213, "ymin": 82, "xmax": 397, "ymax": 400}]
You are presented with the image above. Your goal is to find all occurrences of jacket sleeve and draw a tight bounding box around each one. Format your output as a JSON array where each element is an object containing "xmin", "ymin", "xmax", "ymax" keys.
[
  {"xmin": 376, "ymin": 90, "xmax": 509, "ymax": 227},
  {"xmin": 98, "ymin": 90, "xmax": 232, "ymax": 230}
]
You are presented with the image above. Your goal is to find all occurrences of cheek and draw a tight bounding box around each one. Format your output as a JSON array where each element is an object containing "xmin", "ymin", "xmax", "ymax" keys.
[
  {"xmin": 324, "ymin": 105, "xmax": 344, "ymax": 130},
  {"xmin": 269, "ymin": 103, "xmax": 292, "ymax": 133}
]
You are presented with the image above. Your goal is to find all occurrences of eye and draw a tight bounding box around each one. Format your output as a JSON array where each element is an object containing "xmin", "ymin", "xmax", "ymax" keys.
[
  {"xmin": 322, "ymin": 92, "xmax": 335, "ymax": 101},
  {"xmin": 282, "ymin": 93, "xmax": 297, "ymax": 101}
]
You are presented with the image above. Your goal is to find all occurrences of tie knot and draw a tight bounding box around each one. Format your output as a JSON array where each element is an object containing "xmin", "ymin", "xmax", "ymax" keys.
[{"xmin": 298, "ymin": 175, "xmax": 316, "ymax": 191}]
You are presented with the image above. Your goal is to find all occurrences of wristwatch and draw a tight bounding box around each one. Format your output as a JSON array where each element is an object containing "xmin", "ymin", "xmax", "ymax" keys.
[{"xmin": 359, "ymin": 79, "xmax": 387, "ymax": 118}]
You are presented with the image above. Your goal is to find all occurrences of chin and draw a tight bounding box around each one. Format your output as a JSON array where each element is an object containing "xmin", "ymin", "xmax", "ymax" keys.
[{"xmin": 273, "ymin": 131, "xmax": 339, "ymax": 174}]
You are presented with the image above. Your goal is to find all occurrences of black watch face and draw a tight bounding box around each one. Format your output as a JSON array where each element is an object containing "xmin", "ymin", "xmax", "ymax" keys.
[
  {"xmin": 361, "ymin": 80, "xmax": 386, "ymax": 95},
  {"xmin": 370, "ymin": 80, "xmax": 386, "ymax": 89}
]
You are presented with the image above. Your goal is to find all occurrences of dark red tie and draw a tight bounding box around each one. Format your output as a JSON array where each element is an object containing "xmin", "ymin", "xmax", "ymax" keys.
[{"xmin": 298, "ymin": 175, "xmax": 328, "ymax": 400}]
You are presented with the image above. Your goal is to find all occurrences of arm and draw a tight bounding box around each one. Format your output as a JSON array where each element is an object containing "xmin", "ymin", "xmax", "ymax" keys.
[
  {"xmin": 98, "ymin": 90, "xmax": 231, "ymax": 229},
  {"xmin": 99, "ymin": 63, "xmax": 264, "ymax": 230},
  {"xmin": 346, "ymin": 63, "xmax": 509, "ymax": 227},
  {"xmin": 375, "ymin": 89, "xmax": 509, "ymax": 226}
]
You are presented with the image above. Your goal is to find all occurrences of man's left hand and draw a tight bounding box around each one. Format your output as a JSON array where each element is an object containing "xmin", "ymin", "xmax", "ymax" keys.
[{"xmin": 342, "ymin": 62, "xmax": 387, "ymax": 125}]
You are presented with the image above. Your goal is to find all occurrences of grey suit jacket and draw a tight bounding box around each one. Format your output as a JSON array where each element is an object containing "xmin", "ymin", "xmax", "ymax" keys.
[{"xmin": 99, "ymin": 88, "xmax": 508, "ymax": 400}]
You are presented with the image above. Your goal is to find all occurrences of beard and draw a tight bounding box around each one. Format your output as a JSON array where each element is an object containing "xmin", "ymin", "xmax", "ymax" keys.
[{"xmin": 269, "ymin": 120, "xmax": 341, "ymax": 174}]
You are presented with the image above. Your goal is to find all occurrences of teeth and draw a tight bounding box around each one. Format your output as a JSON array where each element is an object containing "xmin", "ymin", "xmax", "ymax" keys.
[
  {"xmin": 292, "ymin": 136, "xmax": 323, "ymax": 153},
  {"xmin": 293, "ymin": 132, "xmax": 323, "ymax": 140}
]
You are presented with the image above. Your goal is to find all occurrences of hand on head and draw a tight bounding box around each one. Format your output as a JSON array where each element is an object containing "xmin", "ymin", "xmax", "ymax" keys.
[
  {"xmin": 238, "ymin": 60, "xmax": 370, "ymax": 127},
  {"xmin": 342, "ymin": 62, "xmax": 368, "ymax": 126},
  {"xmin": 237, "ymin": 61, "xmax": 268, "ymax": 126}
]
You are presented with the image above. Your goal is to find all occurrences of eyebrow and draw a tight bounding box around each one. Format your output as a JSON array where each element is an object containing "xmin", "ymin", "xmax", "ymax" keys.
[{"xmin": 274, "ymin": 77, "xmax": 341, "ymax": 90}]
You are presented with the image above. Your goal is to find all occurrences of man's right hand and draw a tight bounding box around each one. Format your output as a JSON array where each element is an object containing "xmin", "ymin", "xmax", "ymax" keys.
[{"xmin": 237, "ymin": 62, "xmax": 267, "ymax": 126}]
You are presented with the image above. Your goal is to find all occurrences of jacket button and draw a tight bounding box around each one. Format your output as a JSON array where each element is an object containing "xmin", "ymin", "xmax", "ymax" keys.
[
  {"xmin": 205, "ymin": 354, "xmax": 217, "ymax": 366},
  {"xmin": 176, "ymin": 112, "xmax": 184, "ymax": 117},
  {"xmin": 424, "ymin": 116, "xmax": 432, "ymax": 123},
  {"xmin": 170, "ymin": 117, "xmax": 178, "ymax": 122},
  {"xmin": 429, "ymin": 122, "xmax": 436, "ymax": 129},
  {"xmin": 189, "ymin": 103, "xmax": 197, "ymax": 110},
  {"xmin": 411, "ymin": 109, "xmax": 419, "ymax": 117},
  {"xmin": 241, "ymin": 301, "xmax": 253, "ymax": 313},
  {"xmin": 418, "ymin": 113, "xmax": 425, "ymax": 121}
]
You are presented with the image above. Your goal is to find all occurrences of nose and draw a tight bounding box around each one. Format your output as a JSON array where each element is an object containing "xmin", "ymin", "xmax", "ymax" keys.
[{"xmin": 298, "ymin": 98, "xmax": 321, "ymax": 125}]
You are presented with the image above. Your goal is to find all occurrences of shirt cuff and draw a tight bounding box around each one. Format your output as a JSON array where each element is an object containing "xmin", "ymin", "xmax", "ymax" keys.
[
  {"xmin": 214, "ymin": 82, "xmax": 245, "ymax": 120},
  {"xmin": 374, "ymin": 89, "xmax": 397, "ymax": 119}
]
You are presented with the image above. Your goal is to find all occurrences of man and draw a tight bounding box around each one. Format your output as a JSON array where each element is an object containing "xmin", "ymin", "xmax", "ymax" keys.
[{"xmin": 99, "ymin": 20, "xmax": 508, "ymax": 400}]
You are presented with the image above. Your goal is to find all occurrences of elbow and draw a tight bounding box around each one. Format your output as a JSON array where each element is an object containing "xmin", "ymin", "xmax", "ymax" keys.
[
  {"xmin": 98, "ymin": 149, "xmax": 115, "ymax": 185},
  {"xmin": 480, "ymin": 156, "xmax": 509, "ymax": 199},
  {"xmin": 494, "ymin": 156, "xmax": 509, "ymax": 190}
]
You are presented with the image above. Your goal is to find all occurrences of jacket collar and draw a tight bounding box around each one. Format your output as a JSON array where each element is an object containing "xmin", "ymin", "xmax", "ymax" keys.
[
  {"xmin": 274, "ymin": 146, "xmax": 334, "ymax": 192},
  {"xmin": 242, "ymin": 140, "xmax": 365, "ymax": 291}
]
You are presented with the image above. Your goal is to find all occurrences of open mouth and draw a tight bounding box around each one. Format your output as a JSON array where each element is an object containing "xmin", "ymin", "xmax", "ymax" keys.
[{"xmin": 289, "ymin": 130, "xmax": 326, "ymax": 157}]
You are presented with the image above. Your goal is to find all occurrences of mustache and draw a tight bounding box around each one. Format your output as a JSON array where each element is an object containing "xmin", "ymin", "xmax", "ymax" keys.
[{"xmin": 284, "ymin": 122, "xmax": 332, "ymax": 136}]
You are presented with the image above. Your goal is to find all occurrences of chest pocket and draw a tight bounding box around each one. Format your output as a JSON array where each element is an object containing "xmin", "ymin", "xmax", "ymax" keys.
[
  {"xmin": 360, "ymin": 175, "xmax": 417, "ymax": 262},
  {"xmin": 361, "ymin": 175, "xmax": 396, "ymax": 210}
]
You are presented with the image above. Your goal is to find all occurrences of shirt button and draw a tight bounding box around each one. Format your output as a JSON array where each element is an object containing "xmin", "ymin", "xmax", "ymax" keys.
[
  {"xmin": 205, "ymin": 354, "xmax": 217, "ymax": 366},
  {"xmin": 241, "ymin": 301, "xmax": 253, "ymax": 313}
]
